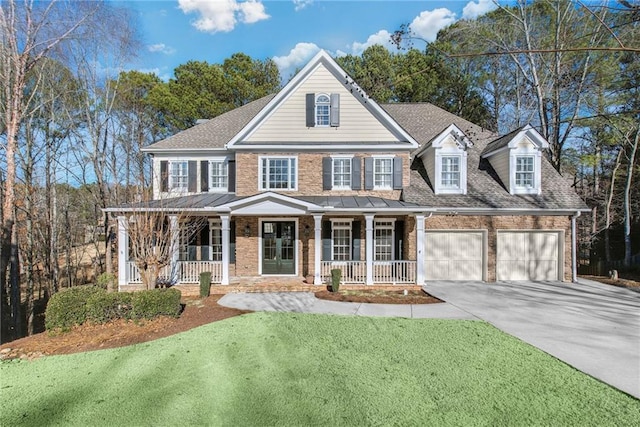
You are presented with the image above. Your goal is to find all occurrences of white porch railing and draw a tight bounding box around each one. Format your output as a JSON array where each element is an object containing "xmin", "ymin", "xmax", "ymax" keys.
[
  {"xmin": 321, "ymin": 261, "xmax": 367, "ymax": 284},
  {"xmin": 320, "ymin": 260, "xmax": 416, "ymax": 284},
  {"xmin": 373, "ymin": 261, "xmax": 416, "ymax": 284},
  {"xmin": 125, "ymin": 261, "xmax": 223, "ymax": 285}
]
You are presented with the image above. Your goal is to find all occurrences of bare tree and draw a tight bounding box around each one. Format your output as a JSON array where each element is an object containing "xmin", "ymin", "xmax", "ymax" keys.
[
  {"xmin": 0, "ymin": 0, "xmax": 105, "ymax": 340},
  {"xmin": 121, "ymin": 205, "xmax": 206, "ymax": 290}
]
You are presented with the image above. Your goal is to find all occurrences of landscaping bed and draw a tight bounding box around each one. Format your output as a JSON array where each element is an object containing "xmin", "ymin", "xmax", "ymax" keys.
[{"xmin": 315, "ymin": 288, "xmax": 442, "ymax": 304}]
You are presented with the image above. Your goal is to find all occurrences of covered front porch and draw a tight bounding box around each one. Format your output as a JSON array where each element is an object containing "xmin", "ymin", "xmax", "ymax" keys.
[{"xmin": 113, "ymin": 192, "xmax": 429, "ymax": 290}]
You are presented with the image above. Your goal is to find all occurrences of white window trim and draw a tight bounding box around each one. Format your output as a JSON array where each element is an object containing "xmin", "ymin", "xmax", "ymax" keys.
[
  {"xmin": 330, "ymin": 218, "xmax": 353, "ymax": 262},
  {"xmin": 208, "ymin": 158, "xmax": 228, "ymax": 192},
  {"xmin": 258, "ymin": 155, "xmax": 298, "ymax": 191},
  {"xmin": 315, "ymin": 93, "xmax": 331, "ymax": 127},
  {"xmin": 168, "ymin": 160, "xmax": 189, "ymax": 191},
  {"xmin": 434, "ymin": 150, "xmax": 467, "ymax": 195},
  {"xmin": 510, "ymin": 151, "xmax": 542, "ymax": 195},
  {"xmin": 209, "ymin": 220, "xmax": 222, "ymax": 262},
  {"xmin": 374, "ymin": 219, "xmax": 395, "ymax": 262},
  {"xmin": 372, "ymin": 155, "xmax": 394, "ymax": 190},
  {"xmin": 331, "ymin": 155, "xmax": 353, "ymax": 190}
]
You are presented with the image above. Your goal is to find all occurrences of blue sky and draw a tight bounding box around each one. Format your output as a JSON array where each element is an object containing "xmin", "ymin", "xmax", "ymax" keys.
[{"xmin": 124, "ymin": 0, "xmax": 500, "ymax": 81}]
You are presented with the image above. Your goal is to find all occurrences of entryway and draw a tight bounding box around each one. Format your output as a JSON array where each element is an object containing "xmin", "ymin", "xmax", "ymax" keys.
[{"xmin": 261, "ymin": 221, "xmax": 296, "ymax": 275}]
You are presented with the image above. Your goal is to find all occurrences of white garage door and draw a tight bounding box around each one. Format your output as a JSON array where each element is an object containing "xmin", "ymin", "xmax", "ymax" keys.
[
  {"xmin": 497, "ymin": 231, "xmax": 561, "ymax": 281},
  {"xmin": 425, "ymin": 231, "xmax": 485, "ymax": 281}
]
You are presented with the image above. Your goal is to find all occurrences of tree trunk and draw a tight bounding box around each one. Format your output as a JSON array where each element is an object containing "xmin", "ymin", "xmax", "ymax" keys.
[{"xmin": 623, "ymin": 132, "xmax": 639, "ymax": 266}]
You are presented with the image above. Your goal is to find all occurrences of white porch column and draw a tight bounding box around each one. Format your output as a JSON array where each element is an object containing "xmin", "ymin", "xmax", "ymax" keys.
[
  {"xmin": 415, "ymin": 214, "xmax": 426, "ymax": 284},
  {"xmin": 117, "ymin": 216, "xmax": 128, "ymax": 289},
  {"xmin": 169, "ymin": 215, "xmax": 179, "ymax": 283},
  {"xmin": 220, "ymin": 215, "xmax": 230, "ymax": 285},
  {"xmin": 314, "ymin": 214, "xmax": 323, "ymax": 285},
  {"xmin": 365, "ymin": 214, "xmax": 374, "ymax": 285}
]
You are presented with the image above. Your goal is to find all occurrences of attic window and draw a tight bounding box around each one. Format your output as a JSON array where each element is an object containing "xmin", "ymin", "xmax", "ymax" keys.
[
  {"xmin": 441, "ymin": 156, "xmax": 461, "ymax": 189},
  {"xmin": 315, "ymin": 94, "xmax": 330, "ymax": 126},
  {"xmin": 515, "ymin": 156, "xmax": 534, "ymax": 189}
]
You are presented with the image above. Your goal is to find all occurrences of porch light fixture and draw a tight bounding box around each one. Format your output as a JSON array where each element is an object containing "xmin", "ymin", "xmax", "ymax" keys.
[
  {"xmin": 244, "ymin": 224, "xmax": 251, "ymax": 237},
  {"xmin": 304, "ymin": 224, "xmax": 310, "ymax": 236}
]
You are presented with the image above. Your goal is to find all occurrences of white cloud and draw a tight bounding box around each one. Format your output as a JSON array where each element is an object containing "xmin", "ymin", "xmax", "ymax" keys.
[
  {"xmin": 348, "ymin": 30, "xmax": 395, "ymax": 56},
  {"xmin": 409, "ymin": 8, "xmax": 457, "ymax": 42},
  {"xmin": 462, "ymin": 0, "xmax": 498, "ymax": 20},
  {"xmin": 293, "ymin": 0, "xmax": 313, "ymax": 11},
  {"xmin": 148, "ymin": 43, "xmax": 176, "ymax": 55},
  {"xmin": 272, "ymin": 42, "xmax": 320, "ymax": 78},
  {"xmin": 178, "ymin": 0, "xmax": 269, "ymax": 34}
]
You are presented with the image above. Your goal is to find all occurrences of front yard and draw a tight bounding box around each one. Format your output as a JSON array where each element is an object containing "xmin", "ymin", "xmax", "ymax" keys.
[{"xmin": 1, "ymin": 313, "xmax": 638, "ymax": 426}]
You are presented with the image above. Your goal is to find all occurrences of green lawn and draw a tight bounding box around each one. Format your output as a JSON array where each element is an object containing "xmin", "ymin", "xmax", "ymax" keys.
[{"xmin": 1, "ymin": 313, "xmax": 638, "ymax": 426}]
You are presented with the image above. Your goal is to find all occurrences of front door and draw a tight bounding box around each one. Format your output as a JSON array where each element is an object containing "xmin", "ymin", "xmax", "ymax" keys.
[{"xmin": 262, "ymin": 221, "xmax": 296, "ymax": 275}]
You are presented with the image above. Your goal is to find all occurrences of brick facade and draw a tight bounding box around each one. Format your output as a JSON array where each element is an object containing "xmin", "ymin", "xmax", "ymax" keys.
[
  {"xmin": 416, "ymin": 215, "xmax": 572, "ymax": 282},
  {"xmin": 235, "ymin": 152, "xmax": 410, "ymax": 198}
]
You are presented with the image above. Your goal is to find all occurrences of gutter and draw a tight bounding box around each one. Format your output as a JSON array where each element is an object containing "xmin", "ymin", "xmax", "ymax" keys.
[{"xmin": 572, "ymin": 210, "xmax": 582, "ymax": 283}]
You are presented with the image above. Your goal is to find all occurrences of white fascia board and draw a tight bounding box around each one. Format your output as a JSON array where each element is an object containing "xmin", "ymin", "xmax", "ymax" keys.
[
  {"xmin": 227, "ymin": 49, "xmax": 419, "ymax": 149},
  {"xmin": 413, "ymin": 124, "xmax": 467, "ymax": 159},
  {"xmin": 227, "ymin": 51, "xmax": 330, "ymax": 148},
  {"xmin": 231, "ymin": 144, "xmax": 415, "ymax": 151},
  {"xmin": 142, "ymin": 147, "xmax": 229, "ymax": 154},
  {"xmin": 428, "ymin": 207, "xmax": 590, "ymax": 215}
]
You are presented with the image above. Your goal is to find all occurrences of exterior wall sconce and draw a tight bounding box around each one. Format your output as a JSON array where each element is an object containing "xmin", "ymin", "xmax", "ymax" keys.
[
  {"xmin": 303, "ymin": 224, "xmax": 310, "ymax": 237},
  {"xmin": 244, "ymin": 224, "xmax": 251, "ymax": 237}
]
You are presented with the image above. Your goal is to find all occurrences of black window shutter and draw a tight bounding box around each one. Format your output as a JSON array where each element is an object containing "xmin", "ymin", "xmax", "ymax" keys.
[
  {"xmin": 230, "ymin": 220, "xmax": 236, "ymax": 263},
  {"xmin": 228, "ymin": 160, "xmax": 236, "ymax": 192},
  {"xmin": 306, "ymin": 93, "xmax": 315, "ymax": 127},
  {"xmin": 322, "ymin": 157, "xmax": 332, "ymax": 190},
  {"xmin": 394, "ymin": 220, "xmax": 404, "ymax": 260},
  {"xmin": 200, "ymin": 223, "xmax": 210, "ymax": 260},
  {"xmin": 352, "ymin": 221, "xmax": 361, "ymax": 261},
  {"xmin": 364, "ymin": 158, "xmax": 374, "ymax": 190},
  {"xmin": 160, "ymin": 161, "xmax": 168, "ymax": 192},
  {"xmin": 322, "ymin": 220, "xmax": 331, "ymax": 261},
  {"xmin": 188, "ymin": 160, "xmax": 197, "ymax": 192},
  {"xmin": 201, "ymin": 161, "xmax": 209, "ymax": 192},
  {"xmin": 393, "ymin": 157, "xmax": 403, "ymax": 189},
  {"xmin": 351, "ymin": 157, "xmax": 361, "ymax": 190},
  {"xmin": 330, "ymin": 93, "xmax": 340, "ymax": 127}
]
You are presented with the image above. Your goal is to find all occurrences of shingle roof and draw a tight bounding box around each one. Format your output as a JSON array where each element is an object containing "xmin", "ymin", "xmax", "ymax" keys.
[
  {"xmin": 480, "ymin": 125, "xmax": 525, "ymax": 156},
  {"xmin": 381, "ymin": 103, "xmax": 587, "ymax": 211},
  {"xmin": 144, "ymin": 94, "xmax": 276, "ymax": 151}
]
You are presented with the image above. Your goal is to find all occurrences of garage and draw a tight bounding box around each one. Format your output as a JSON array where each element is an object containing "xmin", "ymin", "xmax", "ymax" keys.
[
  {"xmin": 496, "ymin": 231, "xmax": 562, "ymax": 281},
  {"xmin": 425, "ymin": 231, "xmax": 486, "ymax": 281}
]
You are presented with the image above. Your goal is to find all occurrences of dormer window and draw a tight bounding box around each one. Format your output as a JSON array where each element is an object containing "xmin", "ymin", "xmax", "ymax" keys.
[
  {"xmin": 481, "ymin": 124, "xmax": 548, "ymax": 195},
  {"xmin": 441, "ymin": 156, "xmax": 461, "ymax": 189},
  {"xmin": 414, "ymin": 124, "xmax": 470, "ymax": 195},
  {"xmin": 315, "ymin": 94, "xmax": 330, "ymax": 126},
  {"xmin": 515, "ymin": 156, "xmax": 534, "ymax": 189}
]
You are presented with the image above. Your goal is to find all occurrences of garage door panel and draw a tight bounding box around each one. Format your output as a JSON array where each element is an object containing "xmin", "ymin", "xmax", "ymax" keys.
[
  {"xmin": 497, "ymin": 231, "xmax": 560, "ymax": 281},
  {"xmin": 425, "ymin": 231, "xmax": 484, "ymax": 281}
]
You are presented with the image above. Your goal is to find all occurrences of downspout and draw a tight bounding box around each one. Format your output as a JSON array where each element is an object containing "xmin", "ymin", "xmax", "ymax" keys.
[{"xmin": 571, "ymin": 211, "xmax": 581, "ymax": 283}]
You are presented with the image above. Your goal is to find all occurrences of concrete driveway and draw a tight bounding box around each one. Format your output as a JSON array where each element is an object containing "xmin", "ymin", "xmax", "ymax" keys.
[{"xmin": 423, "ymin": 279, "xmax": 640, "ymax": 399}]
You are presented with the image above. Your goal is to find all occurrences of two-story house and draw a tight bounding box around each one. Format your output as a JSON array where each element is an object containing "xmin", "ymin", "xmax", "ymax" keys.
[{"xmin": 107, "ymin": 50, "xmax": 588, "ymax": 291}]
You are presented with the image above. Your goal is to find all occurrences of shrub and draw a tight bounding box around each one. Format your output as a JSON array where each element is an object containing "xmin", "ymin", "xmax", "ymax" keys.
[
  {"xmin": 95, "ymin": 272, "xmax": 117, "ymax": 291},
  {"xmin": 86, "ymin": 292, "xmax": 133, "ymax": 324},
  {"xmin": 45, "ymin": 286, "xmax": 106, "ymax": 331},
  {"xmin": 131, "ymin": 288, "xmax": 182, "ymax": 320},
  {"xmin": 330, "ymin": 268, "xmax": 341, "ymax": 292}
]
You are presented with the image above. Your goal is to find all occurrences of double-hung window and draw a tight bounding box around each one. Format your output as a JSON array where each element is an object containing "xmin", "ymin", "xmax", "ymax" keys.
[
  {"xmin": 374, "ymin": 220, "xmax": 394, "ymax": 261},
  {"xmin": 170, "ymin": 161, "xmax": 188, "ymax": 190},
  {"xmin": 209, "ymin": 159, "xmax": 228, "ymax": 191},
  {"xmin": 515, "ymin": 156, "xmax": 534, "ymax": 188},
  {"xmin": 332, "ymin": 220, "xmax": 352, "ymax": 261},
  {"xmin": 374, "ymin": 158, "xmax": 393, "ymax": 189},
  {"xmin": 333, "ymin": 158, "xmax": 351, "ymax": 189},
  {"xmin": 209, "ymin": 221, "xmax": 222, "ymax": 261},
  {"xmin": 260, "ymin": 157, "xmax": 297, "ymax": 190},
  {"xmin": 441, "ymin": 156, "xmax": 460, "ymax": 189},
  {"xmin": 315, "ymin": 94, "xmax": 330, "ymax": 126}
]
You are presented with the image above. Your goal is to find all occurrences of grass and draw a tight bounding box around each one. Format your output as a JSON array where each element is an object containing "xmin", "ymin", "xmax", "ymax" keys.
[{"xmin": 1, "ymin": 313, "xmax": 638, "ymax": 426}]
